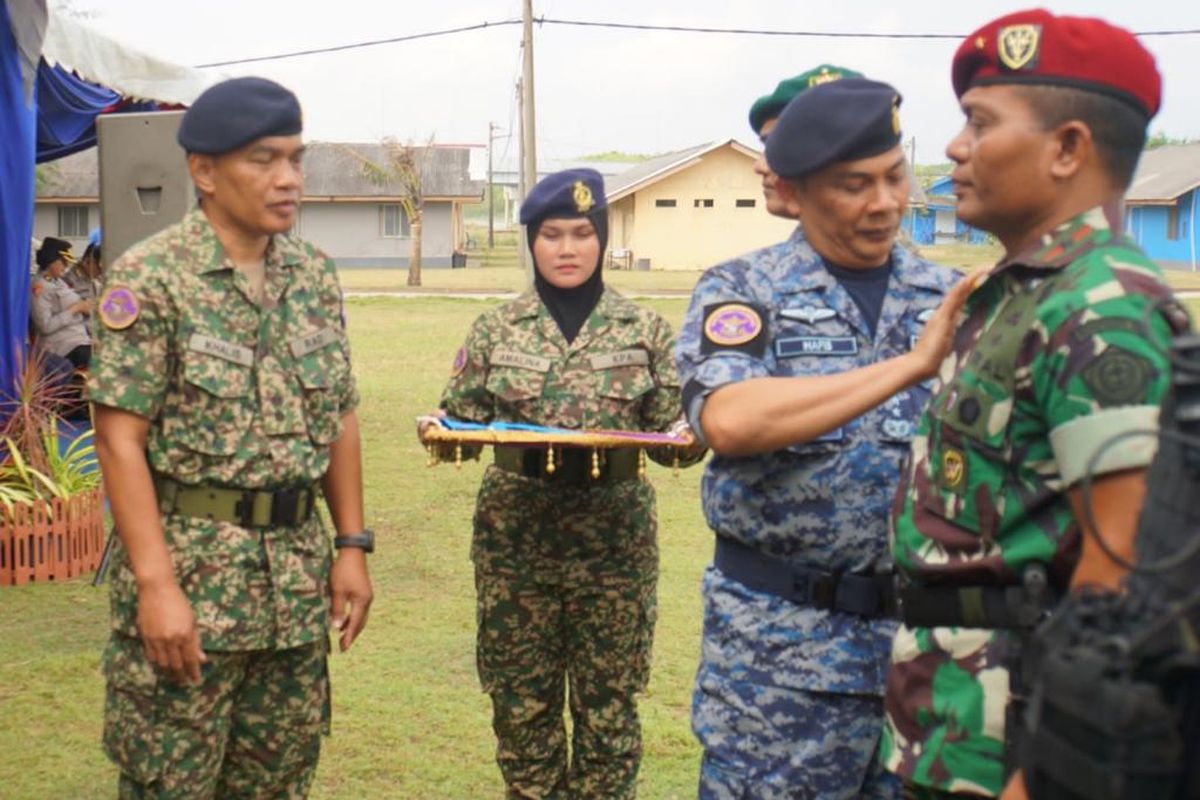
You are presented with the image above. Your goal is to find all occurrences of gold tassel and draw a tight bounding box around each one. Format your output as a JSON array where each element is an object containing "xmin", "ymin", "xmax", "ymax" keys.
[
  {"xmin": 638, "ymin": 449, "xmax": 647, "ymax": 479},
  {"xmin": 454, "ymin": 442, "xmax": 463, "ymax": 469},
  {"xmin": 672, "ymin": 451, "xmax": 680, "ymax": 477},
  {"xmin": 427, "ymin": 443, "xmax": 438, "ymax": 467},
  {"xmin": 545, "ymin": 445, "xmax": 556, "ymax": 475},
  {"xmin": 591, "ymin": 448, "xmax": 601, "ymax": 480}
]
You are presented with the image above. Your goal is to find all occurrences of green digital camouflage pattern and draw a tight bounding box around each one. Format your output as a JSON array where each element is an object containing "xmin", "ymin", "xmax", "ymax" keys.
[
  {"xmin": 89, "ymin": 207, "xmax": 357, "ymax": 651},
  {"xmin": 89, "ymin": 207, "xmax": 356, "ymax": 795},
  {"xmin": 441, "ymin": 287, "xmax": 699, "ymax": 799},
  {"xmin": 882, "ymin": 207, "xmax": 1180, "ymax": 796},
  {"xmin": 103, "ymin": 634, "xmax": 328, "ymax": 799}
]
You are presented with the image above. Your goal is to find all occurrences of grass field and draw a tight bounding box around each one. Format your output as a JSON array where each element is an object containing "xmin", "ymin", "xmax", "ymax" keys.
[
  {"xmin": 0, "ymin": 296, "xmax": 707, "ymax": 799},
  {"xmin": 5, "ymin": 260, "xmax": 1199, "ymax": 798}
]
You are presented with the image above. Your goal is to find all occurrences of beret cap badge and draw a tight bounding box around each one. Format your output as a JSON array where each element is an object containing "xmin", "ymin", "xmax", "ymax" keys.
[
  {"xmin": 572, "ymin": 180, "xmax": 595, "ymax": 214},
  {"xmin": 808, "ymin": 67, "xmax": 841, "ymax": 88},
  {"xmin": 998, "ymin": 24, "xmax": 1041, "ymax": 71}
]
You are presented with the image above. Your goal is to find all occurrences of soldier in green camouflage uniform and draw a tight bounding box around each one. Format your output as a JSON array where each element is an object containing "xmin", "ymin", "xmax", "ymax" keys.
[
  {"xmin": 426, "ymin": 169, "xmax": 702, "ymax": 799},
  {"xmin": 879, "ymin": 11, "xmax": 1181, "ymax": 799},
  {"xmin": 90, "ymin": 77, "xmax": 373, "ymax": 799}
]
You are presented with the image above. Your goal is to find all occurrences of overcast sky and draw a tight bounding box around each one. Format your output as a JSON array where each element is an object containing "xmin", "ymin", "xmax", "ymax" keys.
[{"xmin": 74, "ymin": 0, "xmax": 1200, "ymax": 167}]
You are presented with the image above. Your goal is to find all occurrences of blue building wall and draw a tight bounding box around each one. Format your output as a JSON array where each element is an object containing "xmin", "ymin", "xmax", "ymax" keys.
[
  {"xmin": 1126, "ymin": 189, "xmax": 1197, "ymax": 267},
  {"xmin": 921, "ymin": 176, "xmax": 988, "ymax": 245}
]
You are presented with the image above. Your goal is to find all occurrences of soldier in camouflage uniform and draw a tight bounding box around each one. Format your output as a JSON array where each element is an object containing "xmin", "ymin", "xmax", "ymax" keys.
[
  {"xmin": 677, "ymin": 79, "xmax": 969, "ymax": 799},
  {"xmin": 90, "ymin": 77, "xmax": 373, "ymax": 799},
  {"xmin": 423, "ymin": 169, "xmax": 703, "ymax": 799},
  {"xmin": 879, "ymin": 11, "xmax": 1180, "ymax": 799}
]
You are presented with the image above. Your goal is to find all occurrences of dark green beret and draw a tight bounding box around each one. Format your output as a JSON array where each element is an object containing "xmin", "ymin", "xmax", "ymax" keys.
[
  {"xmin": 748, "ymin": 64, "xmax": 865, "ymax": 134},
  {"xmin": 178, "ymin": 77, "xmax": 303, "ymax": 155},
  {"xmin": 765, "ymin": 78, "xmax": 903, "ymax": 179}
]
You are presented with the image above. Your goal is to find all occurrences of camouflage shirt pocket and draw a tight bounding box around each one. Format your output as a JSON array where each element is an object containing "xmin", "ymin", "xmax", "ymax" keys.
[
  {"xmin": 597, "ymin": 364, "xmax": 655, "ymax": 402},
  {"xmin": 485, "ymin": 365, "xmax": 547, "ymax": 404},
  {"xmin": 919, "ymin": 383, "xmax": 1013, "ymax": 542},
  {"xmin": 167, "ymin": 350, "xmax": 255, "ymax": 456},
  {"xmin": 295, "ymin": 342, "xmax": 349, "ymax": 446}
]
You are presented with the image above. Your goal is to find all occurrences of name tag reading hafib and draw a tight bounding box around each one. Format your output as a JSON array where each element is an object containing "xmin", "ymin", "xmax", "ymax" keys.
[
  {"xmin": 590, "ymin": 349, "xmax": 650, "ymax": 370},
  {"xmin": 289, "ymin": 327, "xmax": 339, "ymax": 359},
  {"xmin": 491, "ymin": 350, "xmax": 552, "ymax": 373},
  {"xmin": 188, "ymin": 334, "xmax": 254, "ymax": 367},
  {"xmin": 776, "ymin": 337, "xmax": 858, "ymax": 357}
]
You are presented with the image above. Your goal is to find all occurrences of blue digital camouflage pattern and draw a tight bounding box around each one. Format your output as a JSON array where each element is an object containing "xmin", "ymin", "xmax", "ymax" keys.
[{"xmin": 676, "ymin": 227, "xmax": 960, "ymax": 797}]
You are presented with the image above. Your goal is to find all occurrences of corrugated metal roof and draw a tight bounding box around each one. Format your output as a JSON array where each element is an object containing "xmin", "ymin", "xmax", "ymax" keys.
[
  {"xmin": 1127, "ymin": 142, "xmax": 1200, "ymax": 204},
  {"xmin": 602, "ymin": 139, "xmax": 927, "ymax": 205},
  {"xmin": 35, "ymin": 141, "xmax": 484, "ymax": 200},
  {"xmin": 602, "ymin": 142, "xmax": 725, "ymax": 201}
]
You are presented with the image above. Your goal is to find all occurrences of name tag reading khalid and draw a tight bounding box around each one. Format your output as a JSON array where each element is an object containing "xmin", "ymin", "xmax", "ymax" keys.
[
  {"xmin": 289, "ymin": 327, "xmax": 339, "ymax": 359},
  {"xmin": 491, "ymin": 350, "xmax": 552, "ymax": 373},
  {"xmin": 188, "ymin": 334, "xmax": 255, "ymax": 367},
  {"xmin": 590, "ymin": 349, "xmax": 650, "ymax": 370},
  {"xmin": 776, "ymin": 337, "xmax": 858, "ymax": 357}
]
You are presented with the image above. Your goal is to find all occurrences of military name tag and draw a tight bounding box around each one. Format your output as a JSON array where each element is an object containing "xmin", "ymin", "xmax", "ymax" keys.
[
  {"xmin": 188, "ymin": 334, "xmax": 255, "ymax": 367},
  {"xmin": 776, "ymin": 337, "xmax": 858, "ymax": 357},
  {"xmin": 780, "ymin": 306, "xmax": 837, "ymax": 324},
  {"xmin": 491, "ymin": 350, "xmax": 552, "ymax": 373},
  {"xmin": 289, "ymin": 326, "xmax": 339, "ymax": 359},
  {"xmin": 590, "ymin": 349, "xmax": 650, "ymax": 370}
]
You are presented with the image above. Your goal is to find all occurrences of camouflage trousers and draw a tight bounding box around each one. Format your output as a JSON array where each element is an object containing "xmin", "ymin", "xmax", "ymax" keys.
[
  {"xmin": 102, "ymin": 633, "xmax": 329, "ymax": 799},
  {"xmin": 692, "ymin": 663, "xmax": 901, "ymax": 800},
  {"xmin": 472, "ymin": 467, "xmax": 659, "ymax": 800},
  {"xmin": 476, "ymin": 569, "xmax": 656, "ymax": 800}
]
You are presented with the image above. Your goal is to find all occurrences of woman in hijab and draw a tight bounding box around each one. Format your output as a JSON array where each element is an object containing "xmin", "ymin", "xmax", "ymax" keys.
[{"xmin": 421, "ymin": 168, "xmax": 703, "ymax": 799}]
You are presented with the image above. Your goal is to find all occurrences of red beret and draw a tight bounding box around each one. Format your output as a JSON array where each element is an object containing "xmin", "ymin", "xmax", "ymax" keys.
[{"xmin": 952, "ymin": 8, "xmax": 1160, "ymax": 118}]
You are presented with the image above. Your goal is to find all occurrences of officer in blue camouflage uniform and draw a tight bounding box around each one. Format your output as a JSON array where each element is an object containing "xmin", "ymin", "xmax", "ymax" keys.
[{"xmin": 676, "ymin": 79, "xmax": 971, "ymax": 799}]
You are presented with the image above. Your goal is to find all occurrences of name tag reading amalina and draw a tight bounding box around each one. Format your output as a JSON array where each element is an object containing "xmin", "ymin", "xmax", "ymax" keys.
[
  {"xmin": 289, "ymin": 327, "xmax": 339, "ymax": 359},
  {"xmin": 590, "ymin": 350, "xmax": 650, "ymax": 370},
  {"xmin": 491, "ymin": 350, "xmax": 552, "ymax": 372},
  {"xmin": 188, "ymin": 334, "xmax": 255, "ymax": 367}
]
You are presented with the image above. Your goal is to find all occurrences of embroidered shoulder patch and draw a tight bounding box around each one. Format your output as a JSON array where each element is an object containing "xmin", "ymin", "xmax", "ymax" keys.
[
  {"xmin": 1082, "ymin": 347, "xmax": 1153, "ymax": 406},
  {"xmin": 701, "ymin": 303, "xmax": 767, "ymax": 356},
  {"xmin": 452, "ymin": 346, "xmax": 468, "ymax": 377},
  {"xmin": 98, "ymin": 285, "xmax": 140, "ymax": 330}
]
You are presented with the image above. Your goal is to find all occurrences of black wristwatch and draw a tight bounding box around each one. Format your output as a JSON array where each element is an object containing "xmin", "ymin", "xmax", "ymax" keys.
[{"xmin": 333, "ymin": 529, "xmax": 374, "ymax": 554}]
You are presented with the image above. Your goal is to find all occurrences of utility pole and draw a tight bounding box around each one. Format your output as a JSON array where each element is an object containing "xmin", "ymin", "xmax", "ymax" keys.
[
  {"xmin": 487, "ymin": 121, "xmax": 496, "ymax": 250},
  {"xmin": 520, "ymin": 0, "xmax": 537, "ymax": 281},
  {"xmin": 517, "ymin": 78, "xmax": 527, "ymax": 273}
]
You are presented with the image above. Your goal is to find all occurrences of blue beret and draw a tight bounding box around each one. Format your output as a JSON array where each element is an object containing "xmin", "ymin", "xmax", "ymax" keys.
[
  {"xmin": 765, "ymin": 78, "xmax": 903, "ymax": 179},
  {"xmin": 519, "ymin": 168, "xmax": 606, "ymax": 226},
  {"xmin": 178, "ymin": 77, "xmax": 303, "ymax": 155}
]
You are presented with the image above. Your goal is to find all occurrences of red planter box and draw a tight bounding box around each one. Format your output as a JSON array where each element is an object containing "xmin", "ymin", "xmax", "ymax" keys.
[{"xmin": 0, "ymin": 487, "xmax": 106, "ymax": 586}]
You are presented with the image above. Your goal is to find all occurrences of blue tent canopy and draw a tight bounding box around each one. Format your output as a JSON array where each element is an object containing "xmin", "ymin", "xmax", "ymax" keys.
[{"xmin": 1, "ymin": 0, "xmax": 211, "ymax": 402}]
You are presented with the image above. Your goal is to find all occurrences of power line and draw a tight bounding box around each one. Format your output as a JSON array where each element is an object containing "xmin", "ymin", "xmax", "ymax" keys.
[
  {"xmin": 193, "ymin": 19, "xmax": 522, "ymax": 68},
  {"xmin": 539, "ymin": 17, "xmax": 1200, "ymax": 39},
  {"xmin": 193, "ymin": 16, "xmax": 1200, "ymax": 68}
]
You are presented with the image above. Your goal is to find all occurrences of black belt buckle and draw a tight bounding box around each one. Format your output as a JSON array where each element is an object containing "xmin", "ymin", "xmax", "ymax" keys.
[
  {"xmin": 270, "ymin": 487, "xmax": 309, "ymax": 527},
  {"xmin": 794, "ymin": 569, "xmax": 838, "ymax": 610},
  {"xmin": 233, "ymin": 490, "xmax": 258, "ymax": 528}
]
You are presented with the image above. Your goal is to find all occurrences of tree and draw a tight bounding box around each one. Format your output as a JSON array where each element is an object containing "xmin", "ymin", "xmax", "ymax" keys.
[
  {"xmin": 347, "ymin": 138, "xmax": 433, "ymax": 287},
  {"xmin": 1145, "ymin": 132, "xmax": 1198, "ymax": 150}
]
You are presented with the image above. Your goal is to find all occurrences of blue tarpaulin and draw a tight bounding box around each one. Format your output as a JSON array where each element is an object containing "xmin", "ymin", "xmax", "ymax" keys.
[{"xmin": 0, "ymin": 0, "xmax": 35, "ymax": 399}]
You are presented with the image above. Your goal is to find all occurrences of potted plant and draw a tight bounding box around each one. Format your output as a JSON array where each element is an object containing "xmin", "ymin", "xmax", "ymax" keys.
[{"xmin": 0, "ymin": 349, "xmax": 104, "ymax": 586}]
